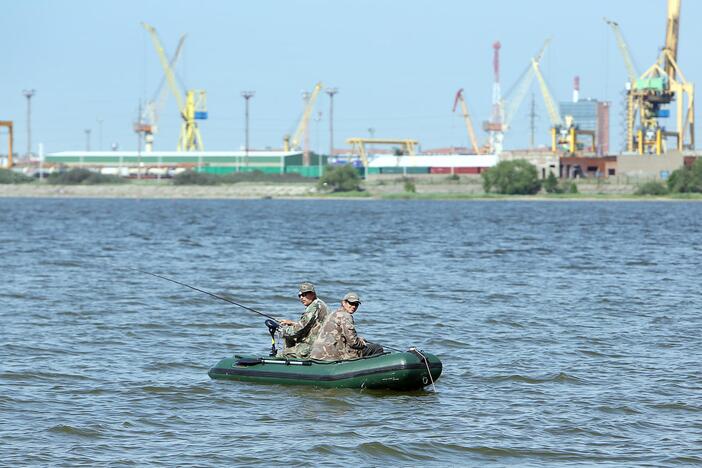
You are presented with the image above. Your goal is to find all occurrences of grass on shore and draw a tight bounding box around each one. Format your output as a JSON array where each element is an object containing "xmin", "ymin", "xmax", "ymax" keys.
[{"xmin": 374, "ymin": 191, "xmax": 702, "ymax": 201}]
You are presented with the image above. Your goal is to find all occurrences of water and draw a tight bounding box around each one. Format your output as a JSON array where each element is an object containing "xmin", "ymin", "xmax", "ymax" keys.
[{"xmin": 2, "ymin": 198, "xmax": 701, "ymax": 466}]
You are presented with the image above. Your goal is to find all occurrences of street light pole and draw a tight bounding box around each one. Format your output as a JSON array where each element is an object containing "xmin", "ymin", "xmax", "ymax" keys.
[
  {"xmin": 84, "ymin": 129, "xmax": 91, "ymax": 151},
  {"xmin": 315, "ymin": 110, "xmax": 323, "ymax": 178},
  {"xmin": 302, "ymin": 91, "xmax": 311, "ymax": 166},
  {"xmin": 97, "ymin": 118, "xmax": 103, "ymax": 151},
  {"xmin": 22, "ymin": 89, "xmax": 36, "ymax": 159},
  {"xmin": 241, "ymin": 91, "xmax": 255, "ymax": 169},
  {"xmin": 325, "ymin": 87, "xmax": 338, "ymax": 164}
]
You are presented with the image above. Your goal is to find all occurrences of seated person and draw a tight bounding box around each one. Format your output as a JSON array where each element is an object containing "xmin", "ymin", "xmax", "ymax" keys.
[
  {"xmin": 309, "ymin": 292, "xmax": 384, "ymax": 361},
  {"xmin": 278, "ymin": 282, "xmax": 329, "ymax": 358}
]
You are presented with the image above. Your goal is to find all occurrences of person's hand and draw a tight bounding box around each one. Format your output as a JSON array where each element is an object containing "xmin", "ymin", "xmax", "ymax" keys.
[{"xmin": 279, "ymin": 319, "xmax": 294, "ymax": 326}]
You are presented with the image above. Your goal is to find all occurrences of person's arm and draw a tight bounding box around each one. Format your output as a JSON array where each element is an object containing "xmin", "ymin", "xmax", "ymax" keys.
[
  {"xmin": 339, "ymin": 314, "xmax": 366, "ymax": 349},
  {"xmin": 282, "ymin": 302, "xmax": 319, "ymax": 339}
]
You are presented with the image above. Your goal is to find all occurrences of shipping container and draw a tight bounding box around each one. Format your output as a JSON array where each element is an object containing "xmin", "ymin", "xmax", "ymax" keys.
[
  {"xmin": 429, "ymin": 167, "xmax": 482, "ymax": 174},
  {"xmin": 379, "ymin": 167, "xmax": 429, "ymax": 174}
]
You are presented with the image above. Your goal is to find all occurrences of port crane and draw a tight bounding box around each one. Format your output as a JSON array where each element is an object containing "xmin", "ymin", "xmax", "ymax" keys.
[
  {"xmin": 607, "ymin": 0, "xmax": 694, "ymax": 154},
  {"xmin": 134, "ymin": 34, "xmax": 186, "ymax": 152},
  {"xmin": 142, "ymin": 22, "xmax": 208, "ymax": 152},
  {"xmin": 531, "ymin": 59, "xmax": 595, "ymax": 153},
  {"xmin": 452, "ymin": 89, "xmax": 480, "ymax": 154},
  {"xmin": 283, "ymin": 82, "xmax": 324, "ymax": 154},
  {"xmin": 346, "ymin": 138, "xmax": 418, "ymax": 168},
  {"xmin": 482, "ymin": 39, "xmax": 550, "ymax": 153},
  {"xmin": 604, "ymin": 18, "xmax": 639, "ymax": 86}
]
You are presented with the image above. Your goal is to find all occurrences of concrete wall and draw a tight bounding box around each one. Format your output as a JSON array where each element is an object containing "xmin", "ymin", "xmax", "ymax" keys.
[{"xmin": 616, "ymin": 152, "xmax": 686, "ymax": 180}]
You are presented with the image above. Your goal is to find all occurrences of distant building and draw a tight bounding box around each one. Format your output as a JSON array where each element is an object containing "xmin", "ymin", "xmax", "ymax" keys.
[
  {"xmin": 44, "ymin": 150, "xmax": 327, "ymax": 177},
  {"xmin": 559, "ymin": 99, "xmax": 610, "ymax": 155}
]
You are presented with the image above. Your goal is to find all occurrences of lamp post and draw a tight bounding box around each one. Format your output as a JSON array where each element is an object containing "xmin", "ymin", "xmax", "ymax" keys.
[
  {"xmin": 22, "ymin": 89, "xmax": 36, "ymax": 159},
  {"xmin": 97, "ymin": 118, "xmax": 103, "ymax": 151},
  {"xmin": 302, "ymin": 91, "xmax": 311, "ymax": 166},
  {"xmin": 325, "ymin": 87, "xmax": 338, "ymax": 163},
  {"xmin": 241, "ymin": 91, "xmax": 255, "ymax": 169},
  {"xmin": 84, "ymin": 128, "xmax": 91, "ymax": 151},
  {"xmin": 315, "ymin": 111, "xmax": 323, "ymax": 178}
]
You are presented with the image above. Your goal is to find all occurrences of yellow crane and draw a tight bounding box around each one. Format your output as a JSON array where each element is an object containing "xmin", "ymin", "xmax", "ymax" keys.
[
  {"xmin": 135, "ymin": 33, "xmax": 186, "ymax": 152},
  {"xmin": 604, "ymin": 18, "xmax": 639, "ymax": 85},
  {"xmin": 346, "ymin": 138, "xmax": 418, "ymax": 168},
  {"xmin": 531, "ymin": 59, "xmax": 595, "ymax": 153},
  {"xmin": 142, "ymin": 22, "xmax": 207, "ymax": 152},
  {"xmin": 608, "ymin": 0, "xmax": 693, "ymax": 154},
  {"xmin": 452, "ymin": 89, "xmax": 480, "ymax": 154},
  {"xmin": 283, "ymin": 82, "xmax": 324, "ymax": 153}
]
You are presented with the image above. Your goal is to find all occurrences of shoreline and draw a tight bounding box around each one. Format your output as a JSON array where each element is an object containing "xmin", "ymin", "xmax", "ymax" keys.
[{"xmin": 1, "ymin": 183, "xmax": 700, "ymax": 201}]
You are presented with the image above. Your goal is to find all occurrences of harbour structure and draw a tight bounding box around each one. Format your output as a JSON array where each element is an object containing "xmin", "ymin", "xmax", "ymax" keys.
[
  {"xmin": 140, "ymin": 22, "xmax": 208, "ymax": 152},
  {"xmin": 480, "ymin": 39, "xmax": 550, "ymax": 154},
  {"xmin": 606, "ymin": 0, "xmax": 693, "ymax": 154},
  {"xmin": 44, "ymin": 150, "xmax": 327, "ymax": 178},
  {"xmin": 559, "ymin": 78, "xmax": 611, "ymax": 156},
  {"xmin": 367, "ymin": 153, "xmax": 498, "ymax": 176},
  {"xmin": 283, "ymin": 82, "xmax": 324, "ymax": 166}
]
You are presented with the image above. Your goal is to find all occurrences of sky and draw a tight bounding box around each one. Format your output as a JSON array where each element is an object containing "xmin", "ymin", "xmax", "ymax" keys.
[{"xmin": 3, "ymin": 0, "xmax": 701, "ymax": 155}]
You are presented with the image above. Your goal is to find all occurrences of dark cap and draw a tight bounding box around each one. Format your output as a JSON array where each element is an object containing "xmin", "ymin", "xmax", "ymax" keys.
[{"xmin": 299, "ymin": 282, "xmax": 316, "ymax": 294}]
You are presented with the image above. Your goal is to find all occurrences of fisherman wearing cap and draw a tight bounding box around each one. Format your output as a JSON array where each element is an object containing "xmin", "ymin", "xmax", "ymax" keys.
[
  {"xmin": 309, "ymin": 292, "xmax": 384, "ymax": 361},
  {"xmin": 278, "ymin": 282, "xmax": 329, "ymax": 358}
]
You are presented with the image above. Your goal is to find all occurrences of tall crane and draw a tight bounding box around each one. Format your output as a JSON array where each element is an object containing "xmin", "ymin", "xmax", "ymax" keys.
[
  {"xmin": 531, "ymin": 60, "xmax": 595, "ymax": 153},
  {"xmin": 135, "ymin": 34, "xmax": 186, "ymax": 152},
  {"xmin": 142, "ymin": 22, "xmax": 208, "ymax": 152},
  {"xmin": 482, "ymin": 39, "xmax": 550, "ymax": 153},
  {"xmin": 283, "ymin": 82, "xmax": 323, "ymax": 153},
  {"xmin": 608, "ymin": 0, "xmax": 693, "ymax": 154},
  {"xmin": 452, "ymin": 89, "xmax": 480, "ymax": 154},
  {"xmin": 604, "ymin": 18, "xmax": 639, "ymax": 86}
]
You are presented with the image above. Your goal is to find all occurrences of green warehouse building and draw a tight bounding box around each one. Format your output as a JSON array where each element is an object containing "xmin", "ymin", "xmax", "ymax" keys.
[{"xmin": 44, "ymin": 150, "xmax": 328, "ymax": 178}]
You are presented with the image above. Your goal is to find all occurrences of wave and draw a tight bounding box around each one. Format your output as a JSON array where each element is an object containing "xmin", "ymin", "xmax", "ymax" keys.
[
  {"xmin": 48, "ymin": 424, "xmax": 103, "ymax": 438},
  {"xmin": 481, "ymin": 372, "xmax": 585, "ymax": 384}
]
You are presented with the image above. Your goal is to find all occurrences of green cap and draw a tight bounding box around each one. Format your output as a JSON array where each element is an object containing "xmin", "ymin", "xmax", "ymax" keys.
[
  {"xmin": 343, "ymin": 292, "xmax": 361, "ymax": 304},
  {"xmin": 299, "ymin": 282, "xmax": 316, "ymax": 294}
]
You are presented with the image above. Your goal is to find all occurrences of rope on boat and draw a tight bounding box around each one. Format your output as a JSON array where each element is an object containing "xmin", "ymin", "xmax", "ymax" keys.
[{"xmin": 411, "ymin": 347, "xmax": 437, "ymax": 393}]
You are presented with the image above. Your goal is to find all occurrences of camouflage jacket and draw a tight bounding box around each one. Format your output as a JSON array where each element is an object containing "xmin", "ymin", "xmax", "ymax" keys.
[
  {"xmin": 280, "ymin": 298, "xmax": 329, "ymax": 358},
  {"xmin": 309, "ymin": 308, "xmax": 366, "ymax": 361}
]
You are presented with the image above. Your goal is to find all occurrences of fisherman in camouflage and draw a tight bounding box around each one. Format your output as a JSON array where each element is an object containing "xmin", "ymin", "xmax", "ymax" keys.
[
  {"xmin": 309, "ymin": 292, "xmax": 384, "ymax": 361},
  {"xmin": 278, "ymin": 282, "xmax": 329, "ymax": 358}
]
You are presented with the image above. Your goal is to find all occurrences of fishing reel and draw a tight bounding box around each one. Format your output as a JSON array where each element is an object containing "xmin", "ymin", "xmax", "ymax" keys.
[{"xmin": 265, "ymin": 319, "xmax": 280, "ymax": 357}]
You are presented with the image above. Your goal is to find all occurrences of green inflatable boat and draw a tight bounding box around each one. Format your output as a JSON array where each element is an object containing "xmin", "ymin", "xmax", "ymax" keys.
[{"xmin": 208, "ymin": 349, "xmax": 442, "ymax": 391}]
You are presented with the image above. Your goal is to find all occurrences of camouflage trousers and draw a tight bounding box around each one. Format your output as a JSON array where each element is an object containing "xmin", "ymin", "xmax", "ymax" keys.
[{"xmin": 279, "ymin": 339, "xmax": 312, "ymax": 359}]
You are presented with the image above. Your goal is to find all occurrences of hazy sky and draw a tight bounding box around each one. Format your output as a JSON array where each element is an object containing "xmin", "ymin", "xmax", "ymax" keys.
[{"xmin": 4, "ymin": 0, "xmax": 701, "ymax": 155}]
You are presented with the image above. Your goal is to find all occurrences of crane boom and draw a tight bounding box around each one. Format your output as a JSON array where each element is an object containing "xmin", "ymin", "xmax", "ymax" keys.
[
  {"xmin": 137, "ymin": 34, "xmax": 186, "ymax": 152},
  {"xmin": 283, "ymin": 82, "xmax": 323, "ymax": 151},
  {"xmin": 531, "ymin": 59, "xmax": 562, "ymax": 127},
  {"xmin": 142, "ymin": 22, "xmax": 185, "ymax": 113},
  {"xmin": 151, "ymin": 34, "xmax": 186, "ymax": 125},
  {"xmin": 664, "ymin": 0, "xmax": 681, "ymax": 80},
  {"xmin": 502, "ymin": 39, "xmax": 550, "ymax": 131},
  {"xmin": 604, "ymin": 18, "xmax": 639, "ymax": 85},
  {"xmin": 452, "ymin": 89, "xmax": 480, "ymax": 154}
]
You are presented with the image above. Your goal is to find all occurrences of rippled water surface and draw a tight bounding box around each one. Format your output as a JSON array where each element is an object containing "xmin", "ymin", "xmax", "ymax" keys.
[{"xmin": 2, "ymin": 198, "xmax": 702, "ymax": 466}]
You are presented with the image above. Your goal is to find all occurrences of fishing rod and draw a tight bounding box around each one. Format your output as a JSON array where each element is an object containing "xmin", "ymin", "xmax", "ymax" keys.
[{"xmin": 130, "ymin": 268, "xmax": 279, "ymax": 322}]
